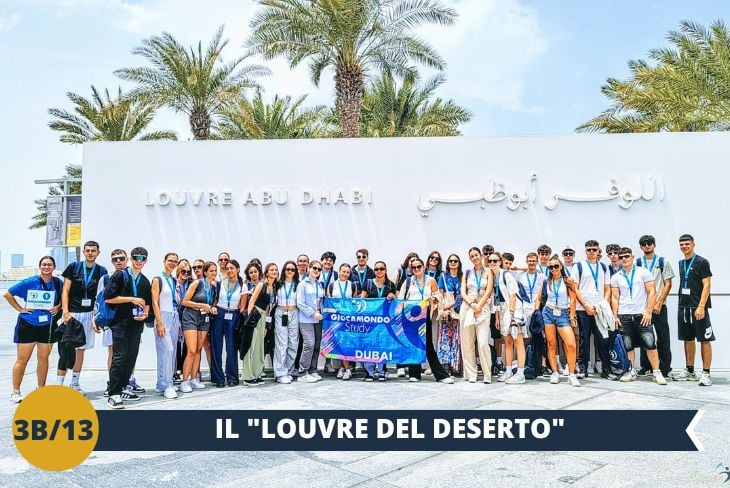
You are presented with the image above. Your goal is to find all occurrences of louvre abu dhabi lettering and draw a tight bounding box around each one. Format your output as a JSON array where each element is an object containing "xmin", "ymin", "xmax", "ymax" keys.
[{"xmin": 144, "ymin": 189, "xmax": 374, "ymax": 206}]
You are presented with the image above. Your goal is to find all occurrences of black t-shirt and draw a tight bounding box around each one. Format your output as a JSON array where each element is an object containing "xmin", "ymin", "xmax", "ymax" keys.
[
  {"xmin": 678, "ymin": 254, "xmax": 712, "ymax": 309},
  {"xmin": 62, "ymin": 262, "xmax": 108, "ymax": 312},
  {"xmin": 363, "ymin": 278, "xmax": 397, "ymax": 298},
  {"xmin": 103, "ymin": 269, "xmax": 152, "ymax": 323}
]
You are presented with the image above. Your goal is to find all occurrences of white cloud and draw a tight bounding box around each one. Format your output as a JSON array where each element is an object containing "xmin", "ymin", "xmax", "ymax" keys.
[{"xmin": 0, "ymin": 13, "xmax": 21, "ymax": 32}]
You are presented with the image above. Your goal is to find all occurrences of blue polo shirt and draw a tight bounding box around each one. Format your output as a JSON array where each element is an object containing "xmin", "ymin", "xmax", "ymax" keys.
[{"xmin": 8, "ymin": 275, "xmax": 63, "ymax": 326}]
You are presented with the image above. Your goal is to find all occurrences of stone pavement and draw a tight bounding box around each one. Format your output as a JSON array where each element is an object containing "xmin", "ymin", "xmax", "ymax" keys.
[{"xmin": 0, "ymin": 303, "xmax": 728, "ymax": 487}]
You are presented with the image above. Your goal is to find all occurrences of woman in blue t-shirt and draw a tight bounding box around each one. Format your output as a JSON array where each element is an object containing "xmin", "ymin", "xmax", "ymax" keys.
[{"xmin": 3, "ymin": 256, "xmax": 62, "ymax": 403}]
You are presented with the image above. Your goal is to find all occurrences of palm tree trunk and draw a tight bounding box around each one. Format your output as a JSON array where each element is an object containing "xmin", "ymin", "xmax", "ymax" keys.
[
  {"xmin": 335, "ymin": 62, "xmax": 364, "ymax": 138},
  {"xmin": 190, "ymin": 110, "xmax": 212, "ymax": 140}
]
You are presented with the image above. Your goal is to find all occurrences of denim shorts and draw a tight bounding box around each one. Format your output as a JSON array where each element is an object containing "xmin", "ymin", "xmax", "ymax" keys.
[
  {"xmin": 541, "ymin": 306, "xmax": 570, "ymax": 328},
  {"xmin": 619, "ymin": 314, "xmax": 656, "ymax": 350}
]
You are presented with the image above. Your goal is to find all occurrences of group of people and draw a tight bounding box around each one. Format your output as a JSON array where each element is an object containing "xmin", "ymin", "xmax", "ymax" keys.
[{"xmin": 4, "ymin": 234, "xmax": 715, "ymax": 410}]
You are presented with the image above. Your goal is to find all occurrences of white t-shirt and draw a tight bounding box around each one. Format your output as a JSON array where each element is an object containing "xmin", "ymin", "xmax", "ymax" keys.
[
  {"xmin": 571, "ymin": 261, "xmax": 611, "ymax": 310},
  {"xmin": 329, "ymin": 279, "xmax": 355, "ymax": 298},
  {"xmin": 277, "ymin": 281, "xmax": 297, "ymax": 307},
  {"xmin": 611, "ymin": 266, "xmax": 655, "ymax": 315},
  {"xmin": 217, "ymin": 279, "xmax": 243, "ymax": 310},
  {"xmin": 493, "ymin": 271, "xmax": 518, "ymax": 306},
  {"xmin": 517, "ymin": 271, "xmax": 546, "ymax": 307}
]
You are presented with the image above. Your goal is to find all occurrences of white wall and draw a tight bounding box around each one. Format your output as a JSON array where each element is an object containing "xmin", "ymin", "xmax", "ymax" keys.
[{"xmin": 82, "ymin": 133, "xmax": 728, "ymax": 369}]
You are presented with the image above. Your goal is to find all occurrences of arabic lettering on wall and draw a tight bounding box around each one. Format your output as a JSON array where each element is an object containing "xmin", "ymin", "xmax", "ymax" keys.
[{"xmin": 416, "ymin": 173, "xmax": 665, "ymax": 217}]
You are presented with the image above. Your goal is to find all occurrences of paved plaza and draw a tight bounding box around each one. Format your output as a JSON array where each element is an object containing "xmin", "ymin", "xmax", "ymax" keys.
[{"xmin": 0, "ymin": 303, "xmax": 728, "ymax": 487}]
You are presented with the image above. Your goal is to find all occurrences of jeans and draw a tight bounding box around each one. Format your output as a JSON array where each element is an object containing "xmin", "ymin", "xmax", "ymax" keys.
[
  {"xmin": 576, "ymin": 310, "xmax": 610, "ymax": 374},
  {"xmin": 211, "ymin": 309, "xmax": 239, "ymax": 385},
  {"xmin": 108, "ymin": 320, "xmax": 143, "ymax": 396}
]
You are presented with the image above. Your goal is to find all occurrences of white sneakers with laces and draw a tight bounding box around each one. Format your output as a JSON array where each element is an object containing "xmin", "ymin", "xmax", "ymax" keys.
[
  {"xmin": 505, "ymin": 372, "xmax": 526, "ymax": 384},
  {"xmin": 653, "ymin": 371, "xmax": 667, "ymax": 385},
  {"xmin": 10, "ymin": 390, "xmax": 23, "ymax": 403},
  {"xmin": 550, "ymin": 372, "xmax": 560, "ymax": 384},
  {"xmin": 163, "ymin": 387, "xmax": 178, "ymax": 399},
  {"xmin": 699, "ymin": 371, "xmax": 712, "ymax": 386},
  {"xmin": 190, "ymin": 378, "xmax": 206, "ymax": 389},
  {"xmin": 180, "ymin": 381, "xmax": 193, "ymax": 393},
  {"xmin": 342, "ymin": 369, "xmax": 352, "ymax": 381},
  {"xmin": 568, "ymin": 374, "xmax": 581, "ymax": 387}
]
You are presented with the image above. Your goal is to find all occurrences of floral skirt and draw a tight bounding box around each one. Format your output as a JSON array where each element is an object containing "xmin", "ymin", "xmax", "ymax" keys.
[{"xmin": 437, "ymin": 317, "xmax": 461, "ymax": 373}]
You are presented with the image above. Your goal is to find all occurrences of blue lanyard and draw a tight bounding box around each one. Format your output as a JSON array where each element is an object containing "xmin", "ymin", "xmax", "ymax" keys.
[
  {"xmin": 162, "ymin": 272, "xmax": 177, "ymax": 306},
  {"xmin": 682, "ymin": 255, "xmax": 696, "ymax": 288},
  {"xmin": 564, "ymin": 266, "xmax": 572, "ymax": 277},
  {"xmin": 178, "ymin": 280, "xmax": 188, "ymax": 304},
  {"xmin": 128, "ymin": 269, "xmax": 141, "ymax": 297},
  {"xmin": 82, "ymin": 263, "xmax": 96, "ymax": 292},
  {"xmin": 338, "ymin": 280, "xmax": 349, "ymax": 298},
  {"xmin": 312, "ymin": 279, "xmax": 320, "ymax": 300},
  {"xmin": 426, "ymin": 269, "xmax": 436, "ymax": 278},
  {"xmin": 375, "ymin": 281, "xmax": 386, "ymax": 298},
  {"xmin": 587, "ymin": 261, "xmax": 600, "ymax": 291},
  {"xmin": 621, "ymin": 267, "xmax": 636, "ymax": 296},
  {"xmin": 538, "ymin": 264, "xmax": 547, "ymax": 275},
  {"xmin": 446, "ymin": 274, "xmax": 458, "ymax": 294},
  {"xmin": 203, "ymin": 280, "xmax": 212, "ymax": 305},
  {"xmin": 283, "ymin": 282, "xmax": 294, "ymax": 303},
  {"xmin": 642, "ymin": 255, "xmax": 657, "ymax": 273},
  {"xmin": 526, "ymin": 272, "xmax": 537, "ymax": 301},
  {"xmin": 355, "ymin": 268, "xmax": 367, "ymax": 288},
  {"xmin": 552, "ymin": 278, "xmax": 562, "ymax": 305},
  {"xmin": 322, "ymin": 270, "xmax": 332, "ymax": 286},
  {"xmin": 494, "ymin": 271, "xmax": 501, "ymax": 303},
  {"xmin": 268, "ymin": 285, "xmax": 275, "ymax": 306},
  {"xmin": 473, "ymin": 267, "xmax": 483, "ymax": 292},
  {"xmin": 224, "ymin": 279, "xmax": 239, "ymax": 309},
  {"xmin": 414, "ymin": 277, "xmax": 425, "ymax": 299}
]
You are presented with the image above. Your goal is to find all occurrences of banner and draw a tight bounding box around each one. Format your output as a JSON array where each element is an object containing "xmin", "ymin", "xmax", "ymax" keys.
[
  {"xmin": 321, "ymin": 298, "xmax": 427, "ymax": 364},
  {"xmin": 45, "ymin": 196, "xmax": 63, "ymax": 246}
]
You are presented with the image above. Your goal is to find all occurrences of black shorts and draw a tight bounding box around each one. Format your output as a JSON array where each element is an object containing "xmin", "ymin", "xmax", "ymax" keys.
[
  {"xmin": 14, "ymin": 317, "xmax": 58, "ymax": 344},
  {"xmin": 678, "ymin": 307, "xmax": 715, "ymax": 342},
  {"xmin": 619, "ymin": 314, "xmax": 656, "ymax": 351},
  {"xmin": 490, "ymin": 313, "xmax": 502, "ymax": 340}
]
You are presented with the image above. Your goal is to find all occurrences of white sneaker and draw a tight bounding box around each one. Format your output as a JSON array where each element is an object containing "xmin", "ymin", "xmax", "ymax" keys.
[
  {"xmin": 561, "ymin": 365, "xmax": 569, "ymax": 376},
  {"xmin": 483, "ymin": 376, "xmax": 492, "ymax": 384},
  {"xmin": 620, "ymin": 371, "xmax": 635, "ymax": 382},
  {"xmin": 397, "ymin": 368, "xmax": 406, "ymax": 378},
  {"xmin": 550, "ymin": 372, "xmax": 560, "ymax": 384},
  {"xmin": 506, "ymin": 372, "xmax": 526, "ymax": 384},
  {"xmin": 191, "ymin": 378, "xmax": 206, "ymax": 389},
  {"xmin": 424, "ymin": 369, "xmax": 432, "ymax": 376},
  {"xmin": 468, "ymin": 378, "xmax": 477, "ymax": 384},
  {"xmin": 568, "ymin": 374, "xmax": 581, "ymax": 387},
  {"xmin": 163, "ymin": 387, "xmax": 178, "ymax": 399},
  {"xmin": 180, "ymin": 381, "xmax": 193, "ymax": 393},
  {"xmin": 594, "ymin": 362, "xmax": 603, "ymax": 375},
  {"xmin": 686, "ymin": 370, "xmax": 699, "ymax": 381},
  {"xmin": 300, "ymin": 374, "xmax": 318, "ymax": 383},
  {"xmin": 438, "ymin": 377, "xmax": 454, "ymax": 384},
  {"xmin": 699, "ymin": 372, "xmax": 712, "ymax": 386},
  {"xmin": 342, "ymin": 369, "xmax": 352, "ymax": 381},
  {"xmin": 336, "ymin": 367, "xmax": 345, "ymax": 379},
  {"xmin": 311, "ymin": 372, "xmax": 323, "ymax": 381},
  {"xmin": 10, "ymin": 390, "xmax": 22, "ymax": 403},
  {"xmin": 324, "ymin": 363, "xmax": 336, "ymax": 374},
  {"xmin": 653, "ymin": 371, "xmax": 667, "ymax": 385},
  {"xmin": 409, "ymin": 377, "xmax": 421, "ymax": 382},
  {"xmin": 69, "ymin": 383, "xmax": 85, "ymax": 395},
  {"xmin": 670, "ymin": 369, "xmax": 687, "ymax": 381},
  {"xmin": 277, "ymin": 376, "xmax": 292, "ymax": 384}
]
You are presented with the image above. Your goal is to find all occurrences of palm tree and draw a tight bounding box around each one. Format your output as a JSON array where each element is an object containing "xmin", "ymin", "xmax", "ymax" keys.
[
  {"xmin": 360, "ymin": 70, "xmax": 471, "ymax": 137},
  {"xmin": 247, "ymin": 0, "xmax": 457, "ymax": 138},
  {"xmin": 29, "ymin": 165, "xmax": 81, "ymax": 230},
  {"xmin": 48, "ymin": 86, "xmax": 177, "ymax": 143},
  {"xmin": 117, "ymin": 25, "xmax": 270, "ymax": 140},
  {"xmin": 578, "ymin": 20, "xmax": 730, "ymax": 133},
  {"xmin": 214, "ymin": 91, "xmax": 330, "ymax": 139}
]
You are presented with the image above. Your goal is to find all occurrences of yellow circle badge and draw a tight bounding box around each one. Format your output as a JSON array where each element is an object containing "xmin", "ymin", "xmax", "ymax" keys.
[{"xmin": 12, "ymin": 385, "xmax": 99, "ymax": 471}]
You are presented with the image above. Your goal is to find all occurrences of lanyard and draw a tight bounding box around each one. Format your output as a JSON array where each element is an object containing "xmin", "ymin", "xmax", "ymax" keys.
[
  {"xmin": 162, "ymin": 272, "xmax": 177, "ymax": 306},
  {"xmin": 283, "ymin": 282, "xmax": 294, "ymax": 303},
  {"xmin": 128, "ymin": 269, "xmax": 141, "ymax": 297},
  {"xmin": 538, "ymin": 264, "xmax": 547, "ymax": 275},
  {"xmin": 338, "ymin": 280, "xmax": 349, "ymax": 298},
  {"xmin": 82, "ymin": 263, "xmax": 96, "ymax": 296},
  {"xmin": 473, "ymin": 267, "xmax": 483, "ymax": 292},
  {"xmin": 312, "ymin": 279, "xmax": 320, "ymax": 300},
  {"xmin": 375, "ymin": 281, "xmax": 386, "ymax": 298},
  {"xmin": 426, "ymin": 269, "xmax": 436, "ymax": 278},
  {"xmin": 355, "ymin": 268, "xmax": 367, "ymax": 288},
  {"xmin": 268, "ymin": 286, "xmax": 275, "ymax": 307},
  {"xmin": 224, "ymin": 279, "xmax": 239, "ymax": 309},
  {"xmin": 414, "ymin": 277, "xmax": 425, "ymax": 299},
  {"xmin": 587, "ymin": 261, "xmax": 600, "ymax": 291},
  {"xmin": 447, "ymin": 274, "xmax": 458, "ymax": 294},
  {"xmin": 494, "ymin": 271, "xmax": 501, "ymax": 303},
  {"xmin": 526, "ymin": 272, "xmax": 537, "ymax": 301},
  {"xmin": 203, "ymin": 280, "xmax": 212, "ymax": 305},
  {"xmin": 321, "ymin": 270, "xmax": 332, "ymax": 286},
  {"xmin": 682, "ymin": 255, "xmax": 696, "ymax": 288},
  {"xmin": 178, "ymin": 280, "xmax": 188, "ymax": 305},
  {"xmin": 622, "ymin": 267, "xmax": 636, "ymax": 296},
  {"xmin": 643, "ymin": 255, "xmax": 657, "ymax": 273},
  {"xmin": 552, "ymin": 278, "xmax": 562, "ymax": 305}
]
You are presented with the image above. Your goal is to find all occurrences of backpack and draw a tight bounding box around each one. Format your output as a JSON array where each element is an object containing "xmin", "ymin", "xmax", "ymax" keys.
[
  {"xmin": 524, "ymin": 344, "xmax": 536, "ymax": 379},
  {"xmin": 506, "ymin": 273, "xmax": 532, "ymax": 304},
  {"xmin": 575, "ymin": 261, "xmax": 608, "ymax": 282},
  {"xmin": 636, "ymin": 256, "xmax": 664, "ymax": 273},
  {"xmin": 609, "ymin": 331, "xmax": 631, "ymax": 375},
  {"xmin": 94, "ymin": 273, "xmax": 127, "ymax": 329}
]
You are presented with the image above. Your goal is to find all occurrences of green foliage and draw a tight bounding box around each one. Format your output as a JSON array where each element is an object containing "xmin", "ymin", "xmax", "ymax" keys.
[
  {"xmin": 29, "ymin": 165, "xmax": 82, "ymax": 230},
  {"xmin": 578, "ymin": 20, "xmax": 730, "ymax": 133},
  {"xmin": 116, "ymin": 25, "xmax": 270, "ymax": 139},
  {"xmin": 48, "ymin": 86, "xmax": 177, "ymax": 143}
]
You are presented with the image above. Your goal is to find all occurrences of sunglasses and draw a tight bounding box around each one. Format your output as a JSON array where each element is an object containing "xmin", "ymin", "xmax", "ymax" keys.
[
  {"xmin": 448, "ymin": 259, "xmax": 459, "ymax": 263},
  {"xmin": 538, "ymin": 252, "xmax": 550, "ymax": 255},
  {"xmin": 607, "ymin": 251, "xmax": 618, "ymax": 256},
  {"xmin": 285, "ymin": 267, "xmax": 296, "ymax": 272},
  {"xmin": 562, "ymin": 252, "xmax": 575, "ymax": 257},
  {"xmin": 111, "ymin": 256, "xmax": 126, "ymax": 263},
  {"xmin": 585, "ymin": 248, "xmax": 599, "ymax": 253},
  {"xmin": 192, "ymin": 265, "xmax": 203, "ymax": 270},
  {"xmin": 357, "ymin": 255, "xmax": 367, "ymax": 259},
  {"xmin": 131, "ymin": 255, "xmax": 147, "ymax": 262},
  {"xmin": 548, "ymin": 264, "xmax": 561, "ymax": 270},
  {"xmin": 618, "ymin": 255, "xmax": 631, "ymax": 260},
  {"xmin": 374, "ymin": 267, "xmax": 386, "ymax": 272},
  {"xmin": 311, "ymin": 266, "xmax": 322, "ymax": 271},
  {"xmin": 411, "ymin": 264, "xmax": 423, "ymax": 270},
  {"xmin": 640, "ymin": 241, "xmax": 654, "ymax": 246},
  {"xmin": 180, "ymin": 269, "xmax": 192, "ymax": 275},
  {"xmin": 218, "ymin": 258, "xmax": 229, "ymax": 262},
  {"xmin": 488, "ymin": 259, "xmax": 500, "ymax": 263},
  {"xmin": 429, "ymin": 256, "xmax": 439, "ymax": 260}
]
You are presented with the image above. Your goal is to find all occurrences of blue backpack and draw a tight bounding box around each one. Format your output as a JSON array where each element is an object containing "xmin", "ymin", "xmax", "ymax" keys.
[
  {"xmin": 609, "ymin": 331, "xmax": 631, "ymax": 375},
  {"xmin": 524, "ymin": 345, "xmax": 536, "ymax": 379},
  {"xmin": 93, "ymin": 273, "xmax": 127, "ymax": 329}
]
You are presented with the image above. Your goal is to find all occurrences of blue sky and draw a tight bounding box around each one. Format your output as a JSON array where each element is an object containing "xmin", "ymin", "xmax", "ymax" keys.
[{"xmin": 0, "ymin": 0, "xmax": 725, "ymax": 269}]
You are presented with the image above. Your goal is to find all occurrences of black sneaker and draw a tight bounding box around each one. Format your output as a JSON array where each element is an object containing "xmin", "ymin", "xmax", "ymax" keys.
[
  {"xmin": 637, "ymin": 368, "xmax": 650, "ymax": 377},
  {"xmin": 121, "ymin": 391, "xmax": 141, "ymax": 401},
  {"xmin": 127, "ymin": 384, "xmax": 146, "ymax": 394},
  {"xmin": 107, "ymin": 396, "xmax": 124, "ymax": 409},
  {"xmin": 173, "ymin": 374, "xmax": 182, "ymax": 385}
]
